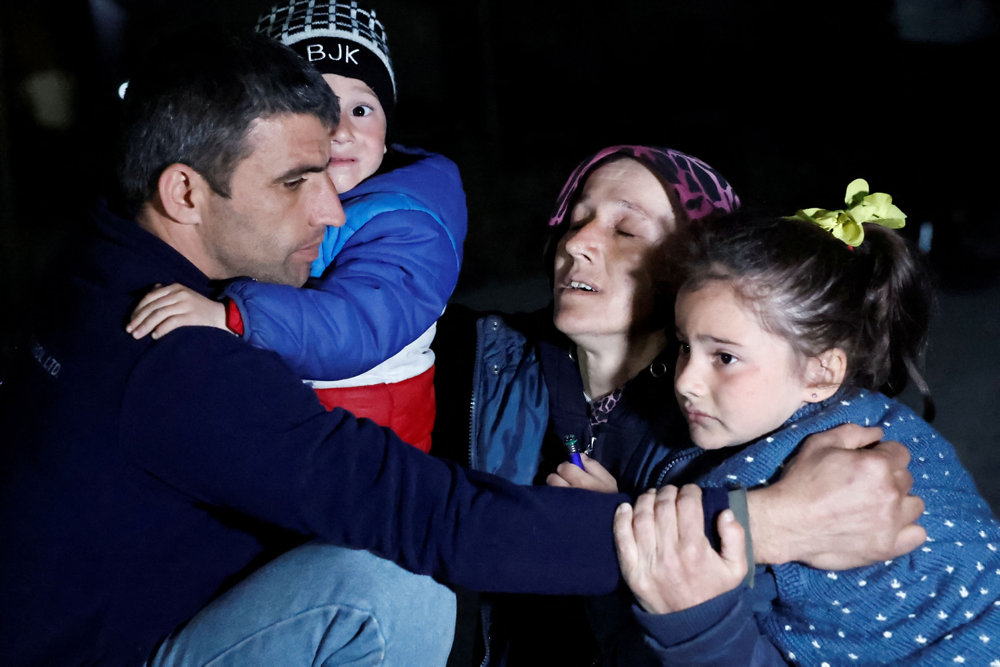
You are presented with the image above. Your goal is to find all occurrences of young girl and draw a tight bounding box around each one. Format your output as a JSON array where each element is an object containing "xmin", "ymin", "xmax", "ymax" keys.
[
  {"xmin": 613, "ymin": 180, "xmax": 1000, "ymax": 663},
  {"xmin": 126, "ymin": 0, "xmax": 467, "ymax": 453}
]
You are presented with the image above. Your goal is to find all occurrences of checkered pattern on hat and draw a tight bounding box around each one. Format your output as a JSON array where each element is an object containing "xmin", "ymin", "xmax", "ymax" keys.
[{"xmin": 256, "ymin": 0, "xmax": 395, "ymax": 97}]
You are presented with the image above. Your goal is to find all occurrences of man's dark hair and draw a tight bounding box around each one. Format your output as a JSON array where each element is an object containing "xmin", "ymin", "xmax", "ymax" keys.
[{"xmin": 117, "ymin": 29, "xmax": 339, "ymax": 214}]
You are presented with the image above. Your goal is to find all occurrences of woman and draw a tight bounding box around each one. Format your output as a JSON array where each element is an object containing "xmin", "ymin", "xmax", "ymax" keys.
[{"xmin": 433, "ymin": 145, "xmax": 924, "ymax": 664}]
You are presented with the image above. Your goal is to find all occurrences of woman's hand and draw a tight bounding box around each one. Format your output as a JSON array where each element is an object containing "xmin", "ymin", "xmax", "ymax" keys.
[
  {"xmin": 127, "ymin": 283, "xmax": 228, "ymax": 340},
  {"xmin": 615, "ymin": 485, "xmax": 747, "ymax": 614},
  {"xmin": 748, "ymin": 423, "xmax": 926, "ymax": 568},
  {"xmin": 546, "ymin": 454, "xmax": 619, "ymax": 493}
]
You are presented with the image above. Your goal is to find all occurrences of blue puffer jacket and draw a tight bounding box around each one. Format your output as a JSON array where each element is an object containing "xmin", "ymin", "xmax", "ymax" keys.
[{"xmin": 224, "ymin": 145, "xmax": 467, "ymax": 380}]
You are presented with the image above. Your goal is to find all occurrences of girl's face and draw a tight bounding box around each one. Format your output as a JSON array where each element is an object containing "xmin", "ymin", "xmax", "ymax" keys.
[
  {"xmin": 323, "ymin": 73, "xmax": 387, "ymax": 194},
  {"xmin": 552, "ymin": 158, "xmax": 677, "ymax": 347},
  {"xmin": 674, "ymin": 280, "xmax": 815, "ymax": 450}
]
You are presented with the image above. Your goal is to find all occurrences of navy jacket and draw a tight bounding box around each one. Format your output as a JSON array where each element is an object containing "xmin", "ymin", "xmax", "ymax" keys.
[{"xmin": 0, "ymin": 205, "xmax": 627, "ymax": 665}]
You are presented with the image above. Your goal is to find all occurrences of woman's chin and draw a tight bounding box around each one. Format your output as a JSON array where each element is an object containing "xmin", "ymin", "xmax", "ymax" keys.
[{"xmin": 556, "ymin": 305, "xmax": 623, "ymax": 339}]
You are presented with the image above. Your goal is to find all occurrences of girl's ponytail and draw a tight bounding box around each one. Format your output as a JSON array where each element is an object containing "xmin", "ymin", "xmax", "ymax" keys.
[{"xmin": 852, "ymin": 224, "xmax": 935, "ymax": 416}]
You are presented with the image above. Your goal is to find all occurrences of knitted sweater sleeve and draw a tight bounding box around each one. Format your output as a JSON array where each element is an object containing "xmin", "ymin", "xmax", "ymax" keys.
[
  {"xmin": 712, "ymin": 392, "xmax": 1000, "ymax": 664},
  {"xmin": 758, "ymin": 402, "xmax": 1000, "ymax": 663}
]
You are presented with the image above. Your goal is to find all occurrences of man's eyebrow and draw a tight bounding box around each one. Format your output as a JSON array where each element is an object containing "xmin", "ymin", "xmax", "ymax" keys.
[{"xmin": 272, "ymin": 163, "xmax": 328, "ymax": 184}]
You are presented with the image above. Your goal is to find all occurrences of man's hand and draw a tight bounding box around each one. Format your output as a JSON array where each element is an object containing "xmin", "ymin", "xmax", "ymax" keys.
[
  {"xmin": 615, "ymin": 485, "xmax": 747, "ymax": 614},
  {"xmin": 546, "ymin": 454, "xmax": 619, "ymax": 494},
  {"xmin": 127, "ymin": 283, "xmax": 228, "ymax": 340},
  {"xmin": 749, "ymin": 424, "xmax": 926, "ymax": 569}
]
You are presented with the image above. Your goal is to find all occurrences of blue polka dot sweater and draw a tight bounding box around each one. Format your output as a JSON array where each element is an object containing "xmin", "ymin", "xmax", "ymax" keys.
[{"xmin": 695, "ymin": 387, "xmax": 1000, "ymax": 664}]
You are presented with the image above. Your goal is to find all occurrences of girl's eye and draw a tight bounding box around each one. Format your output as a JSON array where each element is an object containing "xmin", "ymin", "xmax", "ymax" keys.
[
  {"xmin": 351, "ymin": 104, "xmax": 373, "ymax": 117},
  {"xmin": 717, "ymin": 352, "xmax": 736, "ymax": 365},
  {"xmin": 677, "ymin": 342, "xmax": 691, "ymax": 355},
  {"xmin": 616, "ymin": 227, "xmax": 635, "ymax": 238}
]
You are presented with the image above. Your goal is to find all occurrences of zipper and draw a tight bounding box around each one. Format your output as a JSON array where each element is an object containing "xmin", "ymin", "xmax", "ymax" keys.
[
  {"xmin": 469, "ymin": 317, "xmax": 495, "ymax": 470},
  {"xmin": 471, "ymin": 319, "xmax": 493, "ymax": 667},
  {"xmin": 582, "ymin": 419, "xmax": 596, "ymax": 456},
  {"xmin": 468, "ymin": 318, "xmax": 486, "ymax": 469},
  {"xmin": 479, "ymin": 602, "xmax": 493, "ymax": 667},
  {"xmin": 654, "ymin": 448, "xmax": 702, "ymax": 488}
]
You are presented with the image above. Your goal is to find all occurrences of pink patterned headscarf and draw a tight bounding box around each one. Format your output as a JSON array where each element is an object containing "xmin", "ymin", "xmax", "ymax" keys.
[{"xmin": 548, "ymin": 145, "xmax": 740, "ymax": 229}]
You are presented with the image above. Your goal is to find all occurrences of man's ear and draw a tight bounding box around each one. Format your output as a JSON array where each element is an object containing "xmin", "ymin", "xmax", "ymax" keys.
[
  {"xmin": 804, "ymin": 347, "xmax": 847, "ymax": 402},
  {"xmin": 157, "ymin": 163, "xmax": 209, "ymax": 225}
]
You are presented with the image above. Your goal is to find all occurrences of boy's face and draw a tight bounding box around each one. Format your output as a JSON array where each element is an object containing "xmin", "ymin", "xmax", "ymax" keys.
[
  {"xmin": 674, "ymin": 280, "xmax": 813, "ymax": 450},
  {"xmin": 323, "ymin": 73, "xmax": 387, "ymax": 193}
]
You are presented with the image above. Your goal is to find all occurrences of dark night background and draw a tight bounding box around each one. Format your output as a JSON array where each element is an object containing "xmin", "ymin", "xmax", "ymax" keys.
[{"xmin": 2, "ymin": 1, "xmax": 998, "ymax": 507}]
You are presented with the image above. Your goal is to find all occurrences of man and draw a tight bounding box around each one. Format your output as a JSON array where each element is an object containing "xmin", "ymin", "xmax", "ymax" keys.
[{"xmin": 0, "ymin": 33, "xmax": 923, "ymax": 664}]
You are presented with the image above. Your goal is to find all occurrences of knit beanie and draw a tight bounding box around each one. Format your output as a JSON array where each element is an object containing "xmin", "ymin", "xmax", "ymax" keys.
[
  {"xmin": 256, "ymin": 0, "xmax": 396, "ymax": 120},
  {"xmin": 548, "ymin": 145, "xmax": 740, "ymax": 229}
]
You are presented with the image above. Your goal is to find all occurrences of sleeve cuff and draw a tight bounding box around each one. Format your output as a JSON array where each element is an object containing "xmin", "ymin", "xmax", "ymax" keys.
[
  {"xmin": 632, "ymin": 585, "xmax": 744, "ymax": 647},
  {"xmin": 701, "ymin": 486, "xmax": 729, "ymax": 551},
  {"xmin": 225, "ymin": 298, "xmax": 245, "ymax": 336},
  {"xmin": 727, "ymin": 487, "xmax": 755, "ymax": 588}
]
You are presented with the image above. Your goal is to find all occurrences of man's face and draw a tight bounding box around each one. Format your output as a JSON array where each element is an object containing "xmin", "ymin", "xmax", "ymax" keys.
[{"xmin": 200, "ymin": 113, "xmax": 345, "ymax": 286}]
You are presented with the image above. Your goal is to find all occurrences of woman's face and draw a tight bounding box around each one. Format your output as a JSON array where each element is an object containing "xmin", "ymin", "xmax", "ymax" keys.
[{"xmin": 553, "ymin": 158, "xmax": 677, "ymax": 345}]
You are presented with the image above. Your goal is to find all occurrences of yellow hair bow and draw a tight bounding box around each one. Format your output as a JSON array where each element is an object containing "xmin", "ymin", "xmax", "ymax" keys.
[{"xmin": 787, "ymin": 179, "xmax": 906, "ymax": 247}]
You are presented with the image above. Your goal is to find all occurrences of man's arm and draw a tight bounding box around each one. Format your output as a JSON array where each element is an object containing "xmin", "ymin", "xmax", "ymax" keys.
[
  {"xmin": 745, "ymin": 424, "xmax": 926, "ymax": 568},
  {"xmin": 544, "ymin": 423, "xmax": 925, "ymax": 569},
  {"xmin": 120, "ymin": 328, "xmax": 626, "ymax": 596}
]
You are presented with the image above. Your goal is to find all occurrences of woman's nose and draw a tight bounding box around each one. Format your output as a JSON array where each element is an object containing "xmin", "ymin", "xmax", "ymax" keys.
[{"xmin": 563, "ymin": 220, "xmax": 603, "ymax": 259}]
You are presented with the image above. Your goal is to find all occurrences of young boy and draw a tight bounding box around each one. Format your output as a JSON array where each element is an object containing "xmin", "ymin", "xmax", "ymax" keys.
[{"xmin": 127, "ymin": 0, "xmax": 467, "ymax": 452}]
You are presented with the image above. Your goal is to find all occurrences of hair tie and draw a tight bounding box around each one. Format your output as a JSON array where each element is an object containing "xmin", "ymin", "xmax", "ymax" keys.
[{"xmin": 786, "ymin": 178, "xmax": 906, "ymax": 247}]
